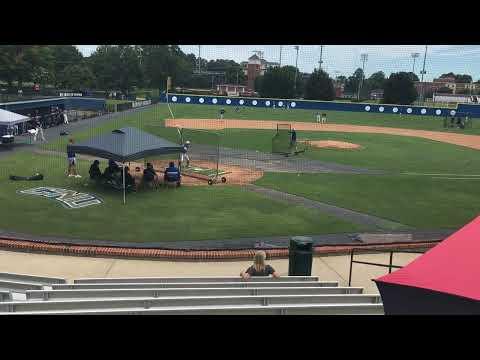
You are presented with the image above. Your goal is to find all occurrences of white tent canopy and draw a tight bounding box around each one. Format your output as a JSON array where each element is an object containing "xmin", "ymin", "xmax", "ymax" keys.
[{"xmin": 0, "ymin": 109, "xmax": 30, "ymax": 126}]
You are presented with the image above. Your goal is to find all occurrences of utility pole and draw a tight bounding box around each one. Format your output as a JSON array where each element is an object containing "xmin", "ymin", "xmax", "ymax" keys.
[
  {"xmin": 420, "ymin": 45, "xmax": 428, "ymax": 103},
  {"xmin": 319, "ymin": 45, "xmax": 324, "ymax": 71},
  {"xmin": 411, "ymin": 52, "xmax": 420, "ymax": 74},
  {"xmin": 294, "ymin": 45, "xmax": 299, "ymax": 94},
  {"xmin": 358, "ymin": 53, "xmax": 368, "ymax": 101},
  {"xmin": 197, "ymin": 45, "xmax": 201, "ymax": 73}
]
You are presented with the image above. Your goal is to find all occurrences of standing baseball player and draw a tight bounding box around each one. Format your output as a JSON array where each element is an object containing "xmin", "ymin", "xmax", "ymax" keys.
[
  {"xmin": 321, "ymin": 113, "xmax": 327, "ymax": 124},
  {"xmin": 181, "ymin": 140, "xmax": 191, "ymax": 168},
  {"xmin": 315, "ymin": 112, "xmax": 321, "ymax": 123},
  {"xmin": 63, "ymin": 109, "xmax": 69, "ymax": 125},
  {"xmin": 219, "ymin": 108, "xmax": 225, "ymax": 120},
  {"xmin": 34, "ymin": 111, "xmax": 46, "ymax": 142},
  {"xmin": 290, "ymin": 128, "xmax": 297, "ymax": 151}
]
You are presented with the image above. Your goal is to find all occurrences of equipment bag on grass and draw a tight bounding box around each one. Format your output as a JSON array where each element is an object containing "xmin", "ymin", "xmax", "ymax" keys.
[{"xmin": 9, "ymin": 173, "xmax": 44, "ymax": 181}]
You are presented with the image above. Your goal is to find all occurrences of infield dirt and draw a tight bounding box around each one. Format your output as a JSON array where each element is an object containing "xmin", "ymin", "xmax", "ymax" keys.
[{"xmin": 165, "ymin": 118, "xmax": 480, "ymax": 151}]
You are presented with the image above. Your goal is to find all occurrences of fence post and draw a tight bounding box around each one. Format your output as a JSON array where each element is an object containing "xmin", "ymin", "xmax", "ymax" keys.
[
  {"xmin": 388, "ymin": 251, "xmax": 394, "ymax": 273},
  {"xmin": 348, "ymin": 248, "xmax": 354, "ymax": 286}
]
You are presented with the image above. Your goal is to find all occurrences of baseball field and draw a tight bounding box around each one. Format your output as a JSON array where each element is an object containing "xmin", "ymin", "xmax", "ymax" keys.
[{"xmin": 1, "ymin": 101, "xmax": 480, "ymax": 244}]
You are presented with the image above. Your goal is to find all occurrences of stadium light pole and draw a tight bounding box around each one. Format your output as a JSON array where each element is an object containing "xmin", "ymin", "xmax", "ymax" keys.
[
  {"xmin": 294, "ymin": 45, "xmax": 300, "ymax": 94},
  {"xmin": 358, "ymin": 53, "xmax": 368, "ymax": 101},
  {"xmin": 419, "ymin": 45, "xmax": 428, "ymax": 103},
  {"xmin": 411, "ymin": 52, "xmax": 420, "ymax": 74},
  {"xmin": 319, "ymin": 45, "xmax": 324, "ymax": 71},
  {"xmin": 279, "ymin": 45, "xmax": 283, "ymax": 67},
  {"xmin": 197, "ymin": 45, "xmax": 201, "ymax": 73}
]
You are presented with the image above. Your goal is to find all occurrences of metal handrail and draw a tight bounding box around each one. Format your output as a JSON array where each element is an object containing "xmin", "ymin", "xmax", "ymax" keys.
[{"xmin": 348, "ymin": 248, "xmax": 425, "ymax": 286}]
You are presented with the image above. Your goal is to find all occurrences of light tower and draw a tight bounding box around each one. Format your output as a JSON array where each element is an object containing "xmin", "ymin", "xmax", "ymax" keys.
[
  {"xmin": 419, "ymin": 45, "xmax": 428, "ymax": 103},
  {"xmin": 357, "ymin": 53, "xmax": 368, "ymax": 100},
  {"xmin": 319, "ymin": 45, "xmax": 324, "ymax": 71},
  {"xmin": 294, "ymin": 45, "xmax": 299, "ymax": 94},
  {"xmin": 411, "ymin": 52, "xmax": 420, "ymax": 74},
  {"xmin": 279, "ymin": 45, "xmax": 283, "ymax": 67}
]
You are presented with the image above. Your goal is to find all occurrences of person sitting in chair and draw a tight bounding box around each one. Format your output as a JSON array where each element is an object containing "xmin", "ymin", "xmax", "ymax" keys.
[
  {"xmin": 164, "ymin": 161, "xmax": 181, "ymax": 187},
  {"xmin": 103, "ymin": 159, "xmax": 121, "ymax": 182},
  {"xmin": 142, "ymin": 162, "xmax": 158, "ymax": 188},
  {"xmin": 123, "ymin": 166, "xmax": 136, "ymax": 191},
  {"xmin": 89, "ymin": 160, "xmax": 102, "ymax": 181}
]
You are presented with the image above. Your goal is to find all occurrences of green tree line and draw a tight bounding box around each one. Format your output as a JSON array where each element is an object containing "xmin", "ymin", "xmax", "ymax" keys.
[{"xmin": 0, "ymin": 45, "xmax": 476, "ymax": 104}]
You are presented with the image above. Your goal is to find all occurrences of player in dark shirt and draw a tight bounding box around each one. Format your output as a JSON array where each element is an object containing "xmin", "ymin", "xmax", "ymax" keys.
[
  {"xmin": 103, "ymin": 159, "xmax": 121, "ymax": 182},
  {"xmin": 89, "ymin": 160, "xmax": 102, "ymax": 181},
  {"xmin": 164, "ymin": 161, "xmax": 181, "ymax": 186},
  {"xmin": 67, "ymin": 138, "xmax": 80, "ymax": 178},
  {"xmin": 142, "ymin": 162, "xmax": 158, "ymax": 188},
  {"xmin": 123, "ymin": 166, "xmax": 136, "ymax": 191},
  {"xmin": 240, "ymin": 251, "xmax": 280, "ymax": 279}
]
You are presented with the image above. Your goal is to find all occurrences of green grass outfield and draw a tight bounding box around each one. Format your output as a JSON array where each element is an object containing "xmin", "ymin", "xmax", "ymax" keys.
[
  {"xmin": 1, "ymin": 102, "xmax": 478, "ymax": 242},
  {"xmin": 256, "ymin": 173, "xmax": 480, "ymax": 230},
  {"xmin": 0, "ymin": 152, "xmax": 365, "ymax": 242}
]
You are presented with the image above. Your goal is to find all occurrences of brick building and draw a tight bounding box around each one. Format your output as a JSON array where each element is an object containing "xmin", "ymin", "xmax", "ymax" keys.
[
  {"xmin": 216, "ymin": 84, "xmax": 247, "ymax": 96},
  {"xmin": 242, "ymin": 54, "xmax": 280, "ymax": 91}
]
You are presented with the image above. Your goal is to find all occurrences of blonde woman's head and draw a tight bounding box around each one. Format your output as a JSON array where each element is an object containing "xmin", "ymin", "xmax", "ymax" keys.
[{"xmin": 254, "ymin": 251, "xmax": 266, "ymax": 271}]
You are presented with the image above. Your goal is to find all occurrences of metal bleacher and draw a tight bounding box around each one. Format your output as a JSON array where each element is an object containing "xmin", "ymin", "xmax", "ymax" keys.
[{"xmin": 0, "ymin": 275, "xmax": 384, "ymax": 315}]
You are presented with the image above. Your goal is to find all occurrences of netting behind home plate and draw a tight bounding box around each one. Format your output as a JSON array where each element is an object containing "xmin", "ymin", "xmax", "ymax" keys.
[
  {"xmin": 177, "ymin": 127, "xmax": 223, "ymax": 183},
  {"xmin": 272, "ymin": 123, "xmax": 292, "ymax": 155}
]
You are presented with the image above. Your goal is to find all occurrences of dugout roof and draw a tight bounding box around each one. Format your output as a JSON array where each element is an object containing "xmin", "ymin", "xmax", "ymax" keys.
[
  {"xmin": 374, "ymin": 215, "xmax": 480, "ymax": 314},
  {"xmin": 68, "ymin": 127, "xmax": 185, "ymax": 163}
]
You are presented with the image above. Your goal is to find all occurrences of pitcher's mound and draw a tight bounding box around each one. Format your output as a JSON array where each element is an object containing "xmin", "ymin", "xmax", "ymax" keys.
[{"xmin": 304, "ymin": 140, "xmax": 362, "ymax": 150}]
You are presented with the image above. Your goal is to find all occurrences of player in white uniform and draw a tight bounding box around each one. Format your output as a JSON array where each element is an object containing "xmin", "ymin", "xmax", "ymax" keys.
[
  {"xmin": 315, "ymin": 112, "xmax": 321, "ymax": 123},
  {"xmin": 181, "ymin": 140, "xmax": 191, "ymax": 167}
]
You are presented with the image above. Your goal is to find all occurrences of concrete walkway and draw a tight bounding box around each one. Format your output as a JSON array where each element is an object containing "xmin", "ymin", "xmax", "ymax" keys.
[{"xmin": 0, "ymin": 249, "xmax": 423, "ymax": 294}]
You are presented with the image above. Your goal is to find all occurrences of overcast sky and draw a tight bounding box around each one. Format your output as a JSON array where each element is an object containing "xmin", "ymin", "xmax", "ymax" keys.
[{"xmin": 76, "ymin": 45, "xmax": 480, "ymax": 82}]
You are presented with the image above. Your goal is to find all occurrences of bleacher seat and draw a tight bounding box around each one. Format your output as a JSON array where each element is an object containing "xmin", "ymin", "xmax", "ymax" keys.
[
  {"xmin": 0, "ymin": 273, "xmax": 66, "ymax": 293},
  {"xmin": 0, "ymin": 291, "xmax": 11, "ymax": 302},
  {"xmin": 26, "ymin": 286, "xmax": 364, "ymax": 301},
  {"xmin": 0, "ymin": 276, "xmax": 384, "ymax": 315}
]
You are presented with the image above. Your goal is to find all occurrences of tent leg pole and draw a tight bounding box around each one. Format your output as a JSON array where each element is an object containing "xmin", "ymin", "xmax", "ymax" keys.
[{"xmin": 123, "ymin": 162, "xmax": 126, "ymax": 205}]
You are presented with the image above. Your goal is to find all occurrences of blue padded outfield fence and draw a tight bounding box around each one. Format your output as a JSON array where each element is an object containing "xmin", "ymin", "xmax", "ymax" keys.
[
  {"xmin": 161, "ymin": 93, "xmax": 480, "ymax": 118},
  {"xmin": 0, "ymin": 97, "xmax": 106, "ymax": 112}
]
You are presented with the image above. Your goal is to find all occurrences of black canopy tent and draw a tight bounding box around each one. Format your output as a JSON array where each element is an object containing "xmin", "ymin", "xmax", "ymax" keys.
[{"xmin": 67, "ymin": 127, "xmax": 186, "ymax": 203}]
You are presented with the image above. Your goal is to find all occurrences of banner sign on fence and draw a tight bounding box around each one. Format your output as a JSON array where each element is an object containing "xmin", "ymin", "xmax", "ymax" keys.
[
  {"xmin": 131, "ymin": 100, "xmax": 152, "ymax": 108},
  {"xmin": 18, "ymin": 187, "xmax": 103, "ymax": 209},
  {"xmin": 59, "ymin": 92, "xmax": 83, "ymax": 97}
]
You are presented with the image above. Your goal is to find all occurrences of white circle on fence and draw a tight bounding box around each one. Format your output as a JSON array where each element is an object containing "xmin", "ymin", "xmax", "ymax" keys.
[
  {"xmin": 239, "ymin": 99, "xmax": 245, "ymax": 105},
  {"xmin": 291, "ymin": 102, "xmax": 296, "ymax": 108},
  {"xmin": 171, "ymin": 96, "xmax": 177, "ymax": 102},
  {"xmin": 435, "ymin": 109, "xmax": 442, "ymax": 115},
  {"xmin": 407, "ymin": 108, "xmax": 412, "ymax": 114},
  {"xmin": 226, "ymin": 99, "xmax": 232, "ymax": 105},
  {"xmin": 450, "ymin": 110, "xmax": 456, "ymax": 116},
  {"xmin": 421, "ymin": 108, "xmax": 427, "ymax": 114},
  {"xmin": 379, "ymin": 106, "xmax": 384, "ymax": 112},
  {"xmin": 185, "ymin": 97, "xmax": 191, "ymax": 103},
  {"xmin": 278, "ymin": 101, "xmax": 284, "ymax": 107},
  {"xmin": 365, "ymin": 105, "xmax": 371, "ymax": 111},
  {"xmin": 265, "ymin": 101, "xmax": 271, "ymax": 106},
  {"xmin": 393, "ymin": 107, "xmax": 399, "ymax": 113},
  {"xmin": 252, "ymin": 100, "xmax": 258, "ymax": 105},
  {"xmin": 199, "ymin": 98, "xmax": 205, "ymax": 103},
  {"xmin": 212, "ymin": 98, "xmax": 218, "ymax": 104}
]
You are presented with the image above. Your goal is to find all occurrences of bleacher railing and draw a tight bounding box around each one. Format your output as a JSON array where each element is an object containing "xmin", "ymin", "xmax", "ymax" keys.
[{"xmin": 348, "ymin": 248, "xmax": 426, "ymax": 286}]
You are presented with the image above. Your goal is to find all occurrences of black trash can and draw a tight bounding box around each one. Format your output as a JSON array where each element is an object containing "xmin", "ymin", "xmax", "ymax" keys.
[{"xmin": 288, "ymin": 236, "xmax": 313, "ymax": 276}]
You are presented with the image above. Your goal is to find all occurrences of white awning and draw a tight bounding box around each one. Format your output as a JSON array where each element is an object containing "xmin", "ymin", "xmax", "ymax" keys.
[{"xmin": 0, "ymin": 109, "xmax": 30, "ymax": 126}]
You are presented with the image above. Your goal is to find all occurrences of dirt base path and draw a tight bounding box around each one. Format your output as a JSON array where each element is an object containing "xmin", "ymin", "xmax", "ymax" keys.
[{"xmin": 166, "ymin": 119, "xmax": 480, "ymax": 151}]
